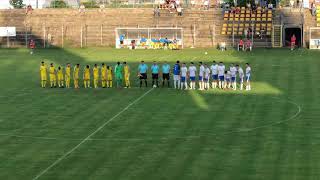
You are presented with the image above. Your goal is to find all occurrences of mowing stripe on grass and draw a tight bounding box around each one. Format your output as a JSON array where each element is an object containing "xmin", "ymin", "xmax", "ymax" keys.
[{"xmin": 32, "ymin": 88, "xmax": 154, "ymax": 180}]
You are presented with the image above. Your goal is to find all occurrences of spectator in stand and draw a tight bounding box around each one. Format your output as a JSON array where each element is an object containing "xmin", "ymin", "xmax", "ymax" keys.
[
  {"xmin": 99, "ymin": 4, "xmax": 105, "ymax": 12},
  {"xmin": 259, "ymin": 28, "xmax": 265, "ymax": 39},
  {"xmin": 290, "ymin": 0, "xmax": 294, "ymax": 8},
  {"xmin": 79, "ymin": 4, "xmax": 86, "ymax": 13},
  {"xmin": 238, "ymin": 39, "xmax": 244, "ymax": 51},
  {"xmin": 160, "ymin": 0, "xmax": 166, "ymax": 9},
  {"xmin": 252, "ymin": 3, "xmax": 257, "ymax": 12},
  {"xmin": 154, "ymin": 6, "xmax": 160, "ymax": 17},
  {"xmin": 248, "ymin": 27, "xmax": 252, "ymax": 38},
  {"xmin": 169, "ymin": 2, "xmax": 176, "ymax": 13},
  {"xmin": 267, "ymin": 2, "xmax": 273, "ymax": 9},
  {"xmin": 177, "ymin": 5, "xmax": 183, "ymax": 16},
  {"xmin": 203, "ymin": 0, "xmax": 210, "ymax": 10},
  {"xmin": 245, "ymin": 39, "xmax": 252, "ymax": 51},
  {"xmin": 244, "ymin": 29, "xmax": 248, "ymax": 39},
  {"xmin": 312, "ymin": 3, "xmax": 317, "ymax": 16},
  {"xmin": 235, "ymin": 7, "xmax": 240, "ymax": 14},
  {"xmin": 26, "ymin": 5, "xmax": 33, "ymax": 14},
  {"xmin": 191, "ymin": 0, "xmax": 196, "ymax": 8},
  {"xmin": 176, "ymin": 0, "xmax": 181, "ymax": 7},
  {"xmin": 291, "ymin": 34, "xmax": 296, "ymax": 50},
  {"xmin": 246, "ymin": 2, "xmax": 251, "ymax": 9}
]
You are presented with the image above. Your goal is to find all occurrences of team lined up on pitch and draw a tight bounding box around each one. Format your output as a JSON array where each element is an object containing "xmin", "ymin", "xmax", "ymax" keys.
[{"xmin": 39, "ymin": 61, "xmax": 252, "ymax": 90}]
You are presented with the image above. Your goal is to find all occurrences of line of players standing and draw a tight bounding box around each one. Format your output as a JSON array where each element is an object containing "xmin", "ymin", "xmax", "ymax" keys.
[{"xmin": 139, "ymin": 61, "xmax": 252, "ymax": 91}]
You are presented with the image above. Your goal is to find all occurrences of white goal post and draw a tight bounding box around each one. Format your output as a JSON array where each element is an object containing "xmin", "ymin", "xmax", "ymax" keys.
[
  {"xmin": 115, "ymin": 27, "xmax": 184, "ymax": 49},
  {"xmin": 309, "ymin": 27, "xmax": 320, "ymax": 49}
]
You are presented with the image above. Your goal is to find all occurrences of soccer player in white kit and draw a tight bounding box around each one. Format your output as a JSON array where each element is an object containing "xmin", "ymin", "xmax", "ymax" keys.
[
  {"xmin": 245, "ymin": 63, "xmax": 251, "ymax": 90},
  {"xmin": 189, "ymin": 62, "xmax": 197, "ymax": 90},
  {"xmin": 229, "ymin": 63, "xmax": 237, "ymax": 90},
  {"xmin": 236, "ymin": 64, "xmax": 244, "ymax": 90},
  {"xmin": 210, "ymin": 61, "xmax": 218, "ymax": 89},
  {"xmin": 198, "ymin": 62, "xmax": 205, "ymax": 90},
  {"xmin": 217, "ymin": 62, "xmax": 225, "ymax": 89},
  {"xmin": 204, "ymin": 64, "xmax": 210, "ymax": 90},
  {"xmin": 180, "ymin": 63, "xmax": 188, "ymax": 90}
]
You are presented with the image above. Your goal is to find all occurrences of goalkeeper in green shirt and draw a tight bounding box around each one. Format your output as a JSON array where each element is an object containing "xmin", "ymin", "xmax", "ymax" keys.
[{"xmin": 115, "ymin": 62, "xmax": 123, "ymax": 88}]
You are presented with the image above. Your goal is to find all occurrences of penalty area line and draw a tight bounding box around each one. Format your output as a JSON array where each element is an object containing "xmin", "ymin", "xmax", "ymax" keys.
[{"xmin": 32, "ymin": 88, "xmax": 154, "ymax": 180}]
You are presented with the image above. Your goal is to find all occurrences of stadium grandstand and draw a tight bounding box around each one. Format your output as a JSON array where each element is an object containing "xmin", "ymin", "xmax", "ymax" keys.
[
  {"xmin": 0, "ymin": 0, "xmax": 318, "ymax": 49},
  {"xmin": 1, "ymin": 0, "xmax": 320, "ymax": 180}
]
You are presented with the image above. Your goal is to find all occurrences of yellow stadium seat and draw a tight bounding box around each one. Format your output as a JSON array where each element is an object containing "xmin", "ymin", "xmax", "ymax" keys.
[
  {"xmin": 221, "ymin": 31, "xmax": 226, "ymax": 35},
  {"xmin": 240, "ymin": 18, "xmax": 245, "ymax": 21},
  {"xmin": 267, "ymin": 23, "xmax": 272, "ymax": 27},
  {"xmin": 262, "ymin": 14, "xmax": 266, "ymax": 17},
  {"xmin": 223, "ymin": 23, "xmax": 227, "ymax": 27},
  {"xmin": 262, "ymin": 18, "xmax": 267, "ymax": 21},
  {"xmin": 227, "ymin": 31, "xmax": 232, "ymax": 35},
  {"xmin": 267, "ymin": 18, "xmax": 272, "ymax": 21},
  {"xmin": 257, "ymin": 18, "xmax": 261, "ymax": 21},
  {"xmin": 228, "ymin": 24, "xmax": 233, "ymax": 27}
]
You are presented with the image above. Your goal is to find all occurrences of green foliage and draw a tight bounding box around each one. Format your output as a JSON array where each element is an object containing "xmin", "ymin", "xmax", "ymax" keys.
[
  {"xmin": 50, "ymin": 0, "xmax": 68, "ymax": 8},
  {"xmin": 9, "ymin": 0, "xmax": 24, "ymax": 9},
  {"xmin": 82, "ymin": 0, "xmax": 99, "ymax": 8}
]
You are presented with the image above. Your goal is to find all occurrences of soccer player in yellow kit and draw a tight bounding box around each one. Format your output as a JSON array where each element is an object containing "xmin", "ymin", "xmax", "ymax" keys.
[
  {"xmin": 49, "ymin": 63, "xmax": 57, "ymax": 88},
  {"xmin": 65, "ymin": 63, "xmax": 71, "ymax": 88},
  {"xmin": 123, "ymin": 62, "xmax": 130, "ymax": 88},
  {"xmin": 93, "ymin": 64, "xmax": 99, "ymax": 88},
  {"xmin": 83, "ymin": 65, "xmax": 91, "ymax": 88},
  {"xmin": 101, "ymin": 63, "xmax": 107, "ymax": 88},
  {"xmin": 73, "ymin": 64, "xmax": 80, "ymax": 88},
  {"xmin": 57, "ymin": 66, "xmax": 64, "ymax": 88},
  {"xmin": 106, "ymin": 65, "xmax": 113, "ymax": 88},
  {"xmin": 40, "ymin": 61, "xmax": 47, "ymax": 88}
]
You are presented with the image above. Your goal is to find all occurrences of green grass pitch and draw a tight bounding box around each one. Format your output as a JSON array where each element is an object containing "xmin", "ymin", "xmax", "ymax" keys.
[{"xmin": 0, "ymin": 47, "xmax": 319, "ymax": 180}]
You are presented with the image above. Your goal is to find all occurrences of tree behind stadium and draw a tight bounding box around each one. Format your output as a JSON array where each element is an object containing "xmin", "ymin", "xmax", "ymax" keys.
[{"xmin": 9, "ymin": 0, "xmax": 24, "ymax": 9}]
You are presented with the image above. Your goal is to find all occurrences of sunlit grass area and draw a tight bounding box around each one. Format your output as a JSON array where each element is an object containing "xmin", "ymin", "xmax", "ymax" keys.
[{"xmin": 0, "ymin": 48, "xmax": 319, "ymax": 180}]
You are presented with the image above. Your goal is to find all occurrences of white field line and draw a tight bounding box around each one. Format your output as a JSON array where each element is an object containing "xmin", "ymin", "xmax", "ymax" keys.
[{"xmin": 32, "ymin": 88, "xmax": 154, "ymax": 180}]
